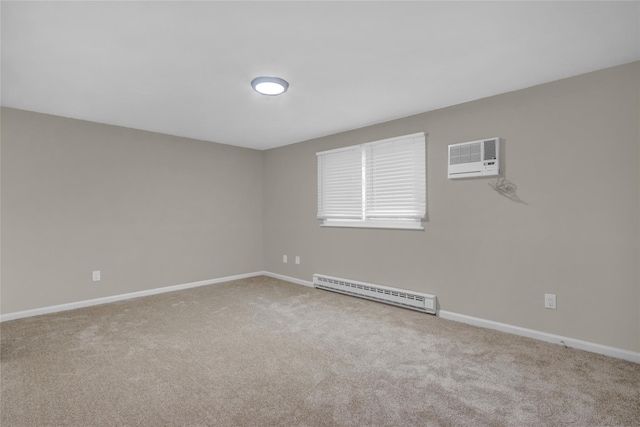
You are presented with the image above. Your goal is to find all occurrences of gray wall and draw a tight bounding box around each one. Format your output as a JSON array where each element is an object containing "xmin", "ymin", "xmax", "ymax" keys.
[
  {"xmin": 1, "ymin": 62, "xmax": 638, "ymax": 354},
  {"xmin": 1, "ymin": 108, "xmax": 263, "ymax": 314},
  {"xmin": 262, "ymin": 62, "xmax": 640, "ymax": 353}
]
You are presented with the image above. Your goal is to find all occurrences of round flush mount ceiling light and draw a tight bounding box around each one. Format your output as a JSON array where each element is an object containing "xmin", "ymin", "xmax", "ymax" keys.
[{"xmin": 251, "ymin": 76, "xmax": 289, "ymax": 96}]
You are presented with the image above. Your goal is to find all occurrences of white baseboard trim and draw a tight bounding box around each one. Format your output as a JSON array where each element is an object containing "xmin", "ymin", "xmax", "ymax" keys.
[
  {"xmin": 261, "ymin": 273, "xmax": 640, "ymax": 363},
  {"xmin": 3, "ymin": 272, "xmax": 636, "ymax": 364},
  {"xmin": 260, "ymin": 271, "xmax": 314, "ymax": 287},
  {"xmin": 439, "ymin": 310, "xmax": 640, "ymax": 364},
  {"xmin": 0, "ymin": 271, "xmax": 264, "ymax": 323}
]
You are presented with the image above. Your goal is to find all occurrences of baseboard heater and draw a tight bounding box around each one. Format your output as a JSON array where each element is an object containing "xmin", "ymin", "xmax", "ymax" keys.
[{"xmin": 313, "ymin": 274, "xmax": 437, "ymax": 314}]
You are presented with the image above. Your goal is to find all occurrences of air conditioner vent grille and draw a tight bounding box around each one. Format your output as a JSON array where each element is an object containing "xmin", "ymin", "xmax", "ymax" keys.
[
  {"xmin": 449, "ymin": 141, "xmax": 482, "ymax": 165},
  {"xmin": 484, "ymin": 139, "xmax": 497, "ymax": 160}
]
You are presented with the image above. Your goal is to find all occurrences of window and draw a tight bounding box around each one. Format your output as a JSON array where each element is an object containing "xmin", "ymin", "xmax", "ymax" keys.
[{"xmin": 317, "ymin": 132, "xmax": 426, "ymax": 229}]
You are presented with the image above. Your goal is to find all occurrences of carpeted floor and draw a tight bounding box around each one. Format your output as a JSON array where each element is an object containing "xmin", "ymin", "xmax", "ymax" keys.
[{"xmin": 1, "ymin": 276, "xmax": 638, "ymax": 426}]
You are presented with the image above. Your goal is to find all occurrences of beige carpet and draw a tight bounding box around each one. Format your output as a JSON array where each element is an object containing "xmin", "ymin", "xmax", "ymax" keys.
[{"xmin": 1, "ymin": 276, "xmax": 638, "ymax": 426}]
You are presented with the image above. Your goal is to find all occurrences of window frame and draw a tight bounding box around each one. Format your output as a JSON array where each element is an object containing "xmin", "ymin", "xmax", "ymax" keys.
[{"xmin": 317, "ymin": 132, "xmax": 426, "ymax": 230}]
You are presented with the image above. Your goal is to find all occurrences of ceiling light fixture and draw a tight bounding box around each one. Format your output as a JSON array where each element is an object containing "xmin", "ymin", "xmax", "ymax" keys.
[{"xmin": 251, "ymin": 76, "xmax": 289, "ymax": 96}]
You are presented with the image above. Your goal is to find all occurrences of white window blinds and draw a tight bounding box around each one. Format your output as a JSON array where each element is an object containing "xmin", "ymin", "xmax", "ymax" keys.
[
  {"xmin": 317, "ymin": 132, "xmax": 426, "ymax": 229},
  {"xmin": 317, "ymin": 145, "xmax": 363, "ymax": 219}
]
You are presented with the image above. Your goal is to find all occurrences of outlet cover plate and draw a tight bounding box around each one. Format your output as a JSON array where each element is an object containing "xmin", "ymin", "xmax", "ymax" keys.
[{"xmin": 544, "ymin": 293, "xmax": 556, "ymax": 309}]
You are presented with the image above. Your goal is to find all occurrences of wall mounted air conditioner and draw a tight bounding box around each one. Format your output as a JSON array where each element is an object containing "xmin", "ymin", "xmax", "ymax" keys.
[{"xmin": 448, "ymin": 138, "xmax": 500, "ymax": 179}]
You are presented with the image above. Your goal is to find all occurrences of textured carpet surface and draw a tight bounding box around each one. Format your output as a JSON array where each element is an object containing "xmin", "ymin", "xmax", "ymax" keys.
[{"xmin": 1, "ymin": 276, "xmax": 638, "ymax": 426}]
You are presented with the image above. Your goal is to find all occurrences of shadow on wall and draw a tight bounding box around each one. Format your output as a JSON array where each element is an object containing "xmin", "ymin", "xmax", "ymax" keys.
[
  {"xmin": 489, "ymin": 177, "xmax": 527, "ymax": 204},
  {"xmin": 489, "ymin": 139, "xmax": 527, "ymax": 204}
]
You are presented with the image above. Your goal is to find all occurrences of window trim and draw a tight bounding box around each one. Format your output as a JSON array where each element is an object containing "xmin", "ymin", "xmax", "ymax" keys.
[{"xmin": 320, "ymin": 219, "xmax": 424, "ymax": 230}]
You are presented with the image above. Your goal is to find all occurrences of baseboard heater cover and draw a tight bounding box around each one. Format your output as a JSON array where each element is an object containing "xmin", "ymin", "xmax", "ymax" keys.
[{"xmin": 313, "ymin": 274, "xmax": 436, "ymax": 314}]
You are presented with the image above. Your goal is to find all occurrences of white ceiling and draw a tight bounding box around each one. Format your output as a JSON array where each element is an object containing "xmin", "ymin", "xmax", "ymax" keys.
[{"xmin": 2, "ymin": 1, "xmax": 639, "ymax": 150}]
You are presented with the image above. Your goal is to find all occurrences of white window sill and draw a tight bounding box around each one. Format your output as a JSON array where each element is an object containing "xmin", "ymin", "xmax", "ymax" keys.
[{"xmin": 320, "ymin": 220, "xmax": 424, "ymax": 230}]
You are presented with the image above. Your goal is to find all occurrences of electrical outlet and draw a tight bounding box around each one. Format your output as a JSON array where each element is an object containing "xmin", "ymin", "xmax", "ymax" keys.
[
  {"xmin": 282, "ymin": 255, "xmax": 287, "ymax": 264},
  {"xmin": 544, "ymin": 293, "xmax": 556, "ymax": 309},
  {"xmin": 92, "ymin": 270, "xmax": 101, "ymax": 282},
  {"xmin": 295, "ymin": 256, "xmax": 300, "ymax": 265}
]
